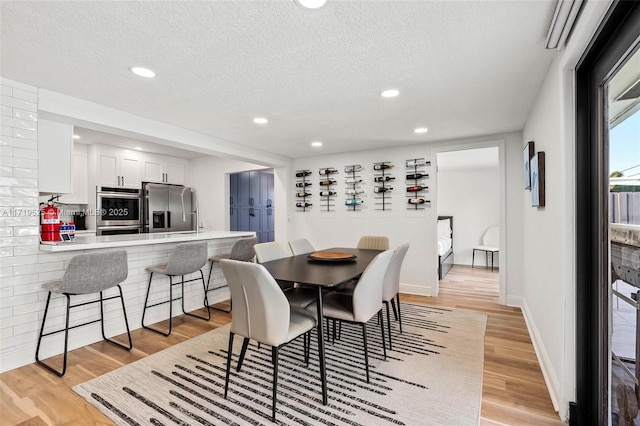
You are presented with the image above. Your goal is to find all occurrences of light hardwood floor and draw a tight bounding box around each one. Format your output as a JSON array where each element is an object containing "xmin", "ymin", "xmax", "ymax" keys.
[{"xmin": 1, "ymin": 264, "xmax": 564, "ymax": 425}]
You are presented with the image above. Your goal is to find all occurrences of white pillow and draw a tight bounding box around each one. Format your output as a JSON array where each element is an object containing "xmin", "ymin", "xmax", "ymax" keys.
[{"xmin": 438, "ymin": 219, "xmax": 452, "ymax": 238}]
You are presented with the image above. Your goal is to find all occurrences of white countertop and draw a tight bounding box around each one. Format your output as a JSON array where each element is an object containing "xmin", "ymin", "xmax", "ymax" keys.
[{"xmin": 39, "ymin": 230, "xmax": 255, "ymax": 252}]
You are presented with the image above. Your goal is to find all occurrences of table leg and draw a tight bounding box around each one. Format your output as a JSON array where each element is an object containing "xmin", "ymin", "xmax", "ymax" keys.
[{"xmin": 315, "ymin": 286, "xmax": 328, "ymax": 405}]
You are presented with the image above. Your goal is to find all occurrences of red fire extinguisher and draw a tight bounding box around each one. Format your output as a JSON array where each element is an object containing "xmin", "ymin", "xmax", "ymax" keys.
[{"xmin": 41, "ymin": 201, "xmax": 60, "ymax": 242}]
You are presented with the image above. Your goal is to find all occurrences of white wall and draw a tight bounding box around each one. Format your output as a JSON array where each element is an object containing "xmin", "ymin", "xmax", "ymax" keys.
[
  {"xmin": 438, "ymin": 166, "xmax": 500, "ymax": 266},
  {"xmin": 291, "ymin": 133, "xmax": 522, "ymax": 299},
  {"xmin": 520, "ymin": 0, "xmax": 613, "ymax": 420}
]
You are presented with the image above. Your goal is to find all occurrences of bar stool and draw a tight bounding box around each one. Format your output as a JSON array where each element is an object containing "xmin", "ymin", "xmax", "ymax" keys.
[
  {"xmin": 35, "ymin": 250, "xmax": 132, "ymax": 376},
  {"xmin": 142, "ymin": 242, "xmax": 210, "ymax": 336},
  {"xmin": 206, "ymin": 236, "xmax": 257, "ymax": 313}
]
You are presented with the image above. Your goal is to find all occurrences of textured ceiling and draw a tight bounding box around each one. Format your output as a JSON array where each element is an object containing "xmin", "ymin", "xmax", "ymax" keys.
[{"xmin": 1, "ymin": 1, "xmax": 557, "ymax": 159}]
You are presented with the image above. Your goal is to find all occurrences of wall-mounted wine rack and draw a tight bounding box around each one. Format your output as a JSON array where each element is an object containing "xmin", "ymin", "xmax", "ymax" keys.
[
  {"xmin": 405, "ymin": 158, "xmax": 430, "ymax": 209},
  {"xmin": 319, "ymin": 167, "xmax": 338, "ymax": 211},
  {"xmin": 344, "ymin": 164, "xmax": 363, "ymax": 210},
  {"xmin": 295, "ymin": 170, "xmax": 312, "ymax": 211},
  {"xmin": 373, "ymin": 161, "xmax": 395, "ymax": 211}
]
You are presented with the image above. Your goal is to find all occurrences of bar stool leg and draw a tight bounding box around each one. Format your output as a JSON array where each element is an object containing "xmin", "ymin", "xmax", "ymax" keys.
[
  {"xmin": 142, "ymin": 273, "xmax": 173, "ymax": 336},
  {"xmin": 99, "ymin": 285, "xmax": 133, "ymax": 350},
  {"xmin": 182, "ymin": 271, "xmax": 211, "ymax": 321},
  {"xmin": 35, "ymin": 292, "xmax": 71, "ymax": 377}
]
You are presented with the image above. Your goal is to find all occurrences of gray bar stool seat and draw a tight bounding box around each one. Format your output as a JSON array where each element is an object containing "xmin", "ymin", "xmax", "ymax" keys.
[
  {"xmin": 142, "ymin": 242, "xmax": 210, "ymax": 336},
  {"xmin": 206, "ymin": 236, "xmax": 257, "ymax": 313},
  {"xmin": 35, "ymin": 250, "xmax": 132, "ymax": 376}
]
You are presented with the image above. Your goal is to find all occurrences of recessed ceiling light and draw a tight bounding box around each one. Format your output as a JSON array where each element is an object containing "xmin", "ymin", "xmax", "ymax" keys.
[
  {"xmin": 414, "ymin": 127, "xmax": 428, "ymax": 134},
  {"xmin": 381, "ymin": 89, "xmax": 399, "ymax": 98},
  {"xmin": 134, "ymin": 146, "xmax": 142, "ymax": 151},
  {"xmin": 295, "ymin": 0, "xmax": 327, "ymax": 9},
  {"xmin": 72, "ymin": 134, "xmax": 80, "ymax": 140},
  {"xmin": 253, "ymin": 117, "xmax": 268, "ymax": 124},
  {"xmin": 311, "ymin": 141, "xmax": 323, "ymax": 147},
  {"xmin": 130, "ymin": 66, "xmax": 156, "ymax": 78}
]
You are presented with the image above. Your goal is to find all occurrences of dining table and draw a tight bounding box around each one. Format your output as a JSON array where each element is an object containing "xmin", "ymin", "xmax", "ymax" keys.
[{"xmin": 259, "ymin": 247, "xmax": 383, "ymax": 405}]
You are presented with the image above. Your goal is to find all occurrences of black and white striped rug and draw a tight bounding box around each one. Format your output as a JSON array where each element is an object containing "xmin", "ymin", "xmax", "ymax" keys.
[{"xmin": 74, "ymin": 304, "xmax": 486, "ymax": 425}]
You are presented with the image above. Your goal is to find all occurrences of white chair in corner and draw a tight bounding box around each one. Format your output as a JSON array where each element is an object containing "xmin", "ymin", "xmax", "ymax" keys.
[
  {"xmin": 254, "ymin": 242, "xmax": 316, "ymax": 309},
  {"xmin": 288, "ymin": 238, "xmax": 315, "ymax": 256},
  {"xmin": 472, "ymin": 226, "xmax": 499, "ymax": 271},
  {"xmin": 219, "ymin": 259, "xmax": 317, "ymax": 422}
]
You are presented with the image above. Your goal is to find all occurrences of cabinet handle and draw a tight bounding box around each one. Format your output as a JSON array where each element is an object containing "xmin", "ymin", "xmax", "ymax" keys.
[
  {"xmin": 230, "ymin": 207, "xmax": 233, "ymax": 216},
  {"xmin": 249, "ymin": 208, "xmax": 255, "ymax": 217},
  {"xmin": 230, "ymin": 196, "xmax": 233, "ymax": 205},
  {"xmin": 122, "ymin": 176, "xmax": 125, "ymax": 186},
  {"xmin": 249, "ymin": 198, "xmax": 254, "ymax": 206},
  {"xmin": 118, "ymin": 176, "xmax": 121, "ymax": 186}
]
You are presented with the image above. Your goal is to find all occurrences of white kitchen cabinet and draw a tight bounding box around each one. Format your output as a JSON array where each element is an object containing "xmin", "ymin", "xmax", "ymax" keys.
[
  {"xmin": 142, "ymin": 154, "xmax": 186, "ymax": 184},
  {"xmin": 58, "ymin": 146, "xmax": 88, "ymax": 204},
  {"xmin": 97, "ymin": 148, "xmax": 141, "ymax": 189},
  {"xmin": 38, "ymin": 119, "xmax": 73, "ymax": 194}
]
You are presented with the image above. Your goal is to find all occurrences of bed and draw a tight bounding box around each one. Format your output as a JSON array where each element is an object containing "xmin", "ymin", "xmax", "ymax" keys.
[{"xmin": 438, "ymin": 216, "xmax": 454, "ymax": 280}]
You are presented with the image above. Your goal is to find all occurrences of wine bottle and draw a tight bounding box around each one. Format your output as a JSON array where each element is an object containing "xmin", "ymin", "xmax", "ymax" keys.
[
  {"xmin": 406, "ymin": 173, "xmax": 428, "ymax": 180},
  {"xmin": 374, "ymin": 186, "xmax": 393, "ymax": 193},
  {"xmin": 408, "ymin": 198, "xmax": 426, "ymax": 204},
  {"xmin": 295, "ymin": 182, "xmax": 312, "ymax": 188},
  {"xmin": 406, "ymin": 185, "xmax": 425, "ymax": 192},
  {"xmin": 344, "ymin": 178, "xmax": 362, "ymax": 184},
  {"xmin": 373, "ymin": 163, "xmax": 394, "ymax": 170},
  {"xmin": 295, "ymin": 170, "xmax": 311, "ymax": 177},
  {"xmin": 345, "ymin": 189, "xmax": 364, "ymax": 195},
  {"xmin": 296, "ymin": 192, "xmax": 312, "ymax": 197},
  {"xmin": 344, "ymin": 165, "xmax": 362, "ymax": 173},
  {"xmin": 374, "ymin": 176, "xmax": 395, "ymax": 182},
  {"xmin": 319, "ymin": 179, "xmax": 336, "ymax": 186},
  {"xmin": 345, "ymin": 199, "xmax": 364, "ymax": 206},
  {"xmin": 319, "ymin": 191, "xmax": 337, "ymax": 196},
  {"xmin": 296, "ymin": 202, "xmax": 312, "ymax": 208},
  {"xmin": 319, "ymin": 168, "xmax": 338, "ymax": 175},
  {"xmin": 406, "ymin": 159, "xmax": 426, "ymax": 168}
]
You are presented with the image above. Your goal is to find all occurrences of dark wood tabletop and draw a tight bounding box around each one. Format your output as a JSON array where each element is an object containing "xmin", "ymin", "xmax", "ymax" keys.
[{"xmin": 260, "ymin": 247, "xmax": 383, "ymax": 287}]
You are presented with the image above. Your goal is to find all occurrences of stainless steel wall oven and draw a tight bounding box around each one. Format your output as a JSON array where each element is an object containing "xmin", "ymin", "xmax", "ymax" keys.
[{"xmin": 96, "ymin": 187, "xmax": 142, "ymax": 235}]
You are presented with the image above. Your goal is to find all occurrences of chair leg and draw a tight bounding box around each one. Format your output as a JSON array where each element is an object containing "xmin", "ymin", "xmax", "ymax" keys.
[
  {"xmin": 385, "ymin": 301, "xmax": 392, "ymax": 350},
  {"xmin": 236, "ymin": 337, "xmax": 250, "ymax": 372},
  {"xmin": 362, "ymin": 323, "xmax": 370, "ymax": 383},
  {"xmin": 380, "ymin": 309, "xmax": 387, "ymax": 360},
  {"xmin": 332, "ymin": 319, "xmax": 337, "ymax": 344},
  {"xmin": 304, "ymin": 332, "xmax": 310, "ymax": 366},
  {"xmin": 35, "ymin": 292, "xmax": 70, "ymax": 376},
  {"xmin": 390, "ymin": 298, "xmax": 399, "ymax": 321},
  {"xmin": 272, "ymin": 346, "xmax": 279, "ymax": 422},
  {"xmin": 395, "ymin": 293, "xmax": 403, "ymax": 333},
  {"xmin": 99, "ymin": 286, "xmax": 133, "ymax": 350},
  {"xmin": 181, "ymin": 272, "xmax": 211, "ymax": 321},
  {"xmin": 224, "ymin": 332, "xmax": 234, "ymax": 399},
  {"xmin": 472, "ymin": 249, "xmax": 475, "ymax": 268},
  {"xmin": 142, "ymin": 273, "xmax": 173, "ymax": 336}
]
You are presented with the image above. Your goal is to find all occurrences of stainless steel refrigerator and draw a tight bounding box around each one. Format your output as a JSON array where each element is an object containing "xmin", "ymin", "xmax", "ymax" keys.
[{"xmin": 142, "ymin": 182, "xmax": 194, "ymax": 233}]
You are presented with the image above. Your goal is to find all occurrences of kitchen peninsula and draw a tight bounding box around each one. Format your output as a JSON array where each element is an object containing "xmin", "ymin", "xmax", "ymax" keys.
[
  {"xmin": 38, "ymin": 230, "xmax": 254, "ymax": 252},
  {"xmin": 32, "ymin": 231, "xmax": 254, "ymax": 364}
]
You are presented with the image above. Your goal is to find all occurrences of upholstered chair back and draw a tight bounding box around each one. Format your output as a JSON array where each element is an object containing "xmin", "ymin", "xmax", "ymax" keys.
[
  {"xmin": 220, "ymin": 259, "xmax": 290, "ymax": 346},
  {"xmin": 163, "ymin": 242, "xmax": 208, "ymax": 276},
  {"xmin": 352, "ymin": 249, "xmax": 394, "ymax": 322},
  {"xmin": 382, "ymin": 244, "xmax": 410, "ymax": 302},
  {"xmin": 60, "ymin": 250, "xmax": 128, "ymax": 295}
]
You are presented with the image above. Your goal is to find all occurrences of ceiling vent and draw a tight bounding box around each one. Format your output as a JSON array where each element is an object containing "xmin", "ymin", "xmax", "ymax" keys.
[{"xmin": 545, "ymin": 0, "xmax": 584, "ymax": 50}]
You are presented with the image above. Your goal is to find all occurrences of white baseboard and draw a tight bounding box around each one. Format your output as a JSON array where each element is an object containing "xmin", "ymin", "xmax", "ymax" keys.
[
  {"xmin": 506, "ymin": 295, "xmax": 522, "ymax": 307},
  {"xmin": 521, "ymin": 298, "xmax": 560, "ymax": 413},
  {"xmin": 400, "ymin": 282, "xmax": 435, "ymax": 297}
]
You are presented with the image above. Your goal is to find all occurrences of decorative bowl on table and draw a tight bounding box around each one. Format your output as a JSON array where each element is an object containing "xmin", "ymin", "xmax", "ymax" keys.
[{"xmin": 307, "ymin": 251, "xmax": 357, "ymax": 262}]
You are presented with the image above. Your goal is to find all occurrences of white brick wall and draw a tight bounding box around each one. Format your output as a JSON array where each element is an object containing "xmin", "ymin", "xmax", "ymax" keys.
[
  {"xmin": 0, "ymin": 78, "xmax": 235, "ymax": 372},
  {"xmin": 0, "ymin": 78, "xmax": 41, "ymax": 370}
]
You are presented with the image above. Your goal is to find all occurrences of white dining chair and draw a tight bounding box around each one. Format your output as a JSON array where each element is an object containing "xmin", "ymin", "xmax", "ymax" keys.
[
  {"xmin": 220, "ymin": 259, "xmax": 317, "ymax": 422},
  {"xmin": 288, "ymin": 238, "xmax": 315, "ymax": 256},
  {"xmin": 308, "ymin": 249, "xmax": 394, "ymax": 383},
  {"xmin": 382, "ymin": 243, "xmax": 410, "ymax": 349},
  {"xmin": 254, "ymin": 241, "xmax": 316, "ymax": 309}
]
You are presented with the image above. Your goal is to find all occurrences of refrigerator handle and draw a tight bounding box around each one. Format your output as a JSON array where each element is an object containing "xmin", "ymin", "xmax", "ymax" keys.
[{"xmin": 166, "ymin": 211, "xmax": 171, "ymax": 229}]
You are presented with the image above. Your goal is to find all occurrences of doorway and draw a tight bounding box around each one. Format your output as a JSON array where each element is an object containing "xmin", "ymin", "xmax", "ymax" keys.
[
  {"xmin": 433, "ymin": 141, "xmax": 506, "ymax": 303},
  {"xmin": 575, "ymin": 2, "xmax": 640, "ymax": 424}
]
